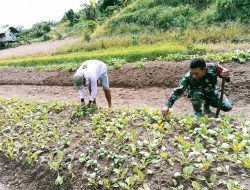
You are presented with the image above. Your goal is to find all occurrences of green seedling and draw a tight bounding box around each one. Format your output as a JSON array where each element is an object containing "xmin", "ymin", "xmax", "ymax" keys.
[{"xmin": 174, "ymin": 166, "xmax": 194, "ymax": 180}]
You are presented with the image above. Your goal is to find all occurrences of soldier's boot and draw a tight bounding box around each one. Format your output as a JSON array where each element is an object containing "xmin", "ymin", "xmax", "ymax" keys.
[
  {"xmin": 194, "ymin": 112, "xmax": 203, "ymax": 120},
  {"xmin": 203, "ymin": 101, "xmax": 211, "ymax": 115},
  {"xmin": 191, "ymin": 100, "xmax": 203, "ymax": 120}
]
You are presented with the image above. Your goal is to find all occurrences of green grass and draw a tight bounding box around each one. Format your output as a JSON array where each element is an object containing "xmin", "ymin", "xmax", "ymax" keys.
[
  {"xmin": 93, "ymin": 0, "xmax": 250, "ymax": 37},
  {"xmin": 54, "ymin": 21, "xmax": 249, "ymax": 56},
  {"xmin": 0, "ymin": 42, "xmax": 188, "ymax": 68},
  {"xmin": 0, "ymin": 41, "xmax": 249, "ymax": 72}
]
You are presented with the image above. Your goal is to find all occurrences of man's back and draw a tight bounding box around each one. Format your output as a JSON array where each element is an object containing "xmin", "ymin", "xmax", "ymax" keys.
[{"xmin": 76, "ymin": 60, "xmax": 107, "ymax": 79}]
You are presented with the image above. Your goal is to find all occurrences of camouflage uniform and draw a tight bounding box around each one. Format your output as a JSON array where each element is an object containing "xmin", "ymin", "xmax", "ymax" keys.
[{"xmin": 165, "ymin": 63, "xmax": 233, "ymax": 115}]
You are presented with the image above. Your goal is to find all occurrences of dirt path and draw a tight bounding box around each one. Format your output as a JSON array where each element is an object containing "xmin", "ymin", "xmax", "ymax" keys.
[
  {"xmin": 1, "ymin": 85, "xmax": 249, "ymax": 119},
  {"xmin": 0, "ymin": 38, "xmax": 77, "ymax": 60}
]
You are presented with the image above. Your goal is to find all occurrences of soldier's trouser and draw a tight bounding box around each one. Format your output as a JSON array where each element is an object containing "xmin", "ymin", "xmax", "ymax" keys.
[{"xmin": 190, "ymin": 89, "xmax": 233, "ymax": 113}]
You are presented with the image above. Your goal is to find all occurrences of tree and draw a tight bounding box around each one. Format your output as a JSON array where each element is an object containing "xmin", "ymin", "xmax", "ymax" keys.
[
  {"xmin": 64, "ymin": 9, "xmax": 80, "ymax": 26},
  {"xmin": 83, "ymin": 0, "xmax": 97, "ymax": 20},
  {"xmin": 97, "ymin": 0, "xmax": 131, "ymax": 16},
  {"xmin": 29, "ymin": 21, "xmax": 55, "ymax": 39},
  {"xmin": 215, "ymin": 0, "xmax": 250, "ymax": 22},
  {"xmin": 99, "ymin": 0, "xmax": 120, "ymax": 11}
]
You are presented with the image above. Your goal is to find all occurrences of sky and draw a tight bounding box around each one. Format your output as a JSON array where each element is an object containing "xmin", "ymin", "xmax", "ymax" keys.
[{"xmin": 0, "ymin": 0, "xmax": 88, "ymax": 29}]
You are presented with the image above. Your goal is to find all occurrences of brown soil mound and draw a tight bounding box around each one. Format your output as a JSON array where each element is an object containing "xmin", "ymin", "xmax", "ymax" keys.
[{"xmin": 0, "ymin": 61, "xmax": 189, "ymax": 87}]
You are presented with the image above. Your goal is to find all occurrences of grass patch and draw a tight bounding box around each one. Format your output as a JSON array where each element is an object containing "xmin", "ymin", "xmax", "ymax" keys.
[
  {"xmin": 0, "ymin": 42, "xmax": 188, "ymax": 68},
  {"xmin": 0, "ymin": 46, "xmax": 249, "ymax": 72},
  {"xmin": 55, "ymin": 22, "xmax": 250, "ymax": 55}
]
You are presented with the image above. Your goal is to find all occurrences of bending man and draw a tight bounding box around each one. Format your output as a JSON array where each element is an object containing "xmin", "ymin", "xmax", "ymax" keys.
[{"xmin": 73, "ymin": 60, "xmax": 112, "ymax": 108}]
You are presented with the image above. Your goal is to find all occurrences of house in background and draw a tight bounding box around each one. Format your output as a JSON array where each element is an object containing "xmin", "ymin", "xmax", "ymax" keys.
[{"xmin": 0, "ymin": 26, "xmax": 19, "ymax": 49}]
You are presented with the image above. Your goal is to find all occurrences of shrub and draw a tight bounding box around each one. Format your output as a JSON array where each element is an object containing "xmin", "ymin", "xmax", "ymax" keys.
[{"xmin": 215, "ymin": 0, "xmax": 250, "ymax": 22}]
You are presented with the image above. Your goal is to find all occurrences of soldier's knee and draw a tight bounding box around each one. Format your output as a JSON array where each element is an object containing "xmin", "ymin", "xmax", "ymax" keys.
[
  {"xmin": 222, "ymin": 105, "xmax": 233, "ymax": 112},
  {"xmin": 221, "ymin": 101, "xmax": 233, "ymax": 112},
  {"xmin": 219, "ymin": 97, "xmax": 233, "ymax": 112}
]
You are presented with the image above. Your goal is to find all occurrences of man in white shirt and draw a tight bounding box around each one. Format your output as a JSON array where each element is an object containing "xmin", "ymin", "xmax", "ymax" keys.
[{"xmin": 73, "ymin": 60, "xmax": 112, "ymax": 108}]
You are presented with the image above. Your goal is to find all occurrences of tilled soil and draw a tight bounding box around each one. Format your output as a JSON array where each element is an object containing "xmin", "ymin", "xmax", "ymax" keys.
[
  {"xmin": 0, "ymin": 60, "xmax": 249, "ymax": 104},
  {"xmin": 0, "ymin": 60, "xmax": 249, "ymax": 117},
  {"xmin": 0, "ymin": 61, "xmax": 190, "ymax": 87},
  {"xmin": 0, "ymin": 85, "xmax": 249, "ymax": 119}
]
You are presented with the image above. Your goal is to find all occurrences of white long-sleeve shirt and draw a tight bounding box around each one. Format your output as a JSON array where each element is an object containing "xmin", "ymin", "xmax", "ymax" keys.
[{"xmin": 74, "ymin": 60, "xmax": 107, "ymax": 101}]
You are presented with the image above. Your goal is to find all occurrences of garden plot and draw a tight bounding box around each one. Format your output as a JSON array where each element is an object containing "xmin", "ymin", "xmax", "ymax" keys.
[
  {"xmin": 0, "ymin": 60, "xmax": 249, "ymax": 189},
  {"xmin": 0, "ymin": 98, "xmax": 249, "ymax": 190}
]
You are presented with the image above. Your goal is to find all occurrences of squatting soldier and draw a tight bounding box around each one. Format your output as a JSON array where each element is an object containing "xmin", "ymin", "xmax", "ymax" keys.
[
  {"xmin": 162, "ymin": 58, "xmax": 233, "ymax": 119},
  {"xmin": 73, "ymin": 60, "xmax": 112, "ymax": 108}
]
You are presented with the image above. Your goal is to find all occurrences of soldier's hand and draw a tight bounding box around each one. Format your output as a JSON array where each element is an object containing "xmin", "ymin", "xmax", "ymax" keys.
[
  {"xmin": 161, "ymin": 106, "xmax": 169, "ymax": 117},
  {"xmin": 221, "ymin": 69, "xmax": 230, "ymax": 78}
]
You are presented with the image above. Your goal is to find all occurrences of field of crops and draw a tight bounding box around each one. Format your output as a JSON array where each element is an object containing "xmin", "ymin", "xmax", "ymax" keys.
[{"xmin": 0, "ymin": 97, "xmax": 249, "ymax": 189}]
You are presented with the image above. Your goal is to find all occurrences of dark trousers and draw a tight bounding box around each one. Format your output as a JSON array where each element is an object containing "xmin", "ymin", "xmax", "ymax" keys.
[{"xmin": 190, "ymin": 89, "xmax": 233, "ymax": 113}]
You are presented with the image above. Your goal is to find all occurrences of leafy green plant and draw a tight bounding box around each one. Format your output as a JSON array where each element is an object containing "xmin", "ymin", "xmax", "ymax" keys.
[
  {"xmin": 227, "ymin": 179, "xmax": 244, "ymax": 190},
  {"xmin": 133, "ymin": 61, "xmax": 144, "ymax": 69},
  {"xmin": 71, "ymin": 106, "xmax": 95, "ymax": 119},
  {"xmin": 174, "ymin": 166, "xmax": 194, "ymax": 180}
]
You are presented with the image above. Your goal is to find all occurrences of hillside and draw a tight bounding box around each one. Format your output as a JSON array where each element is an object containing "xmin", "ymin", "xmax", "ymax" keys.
[
  {"xmin": 4, "ymin": 0, "xmax": 248, "ymax": 55},
  {"xmin": 94, "ymin": 0, "xmax": 250, "ymax": 37},
  {"xmin": 52, "ymin": 0, "xmax": 250, "ymax": 55}
]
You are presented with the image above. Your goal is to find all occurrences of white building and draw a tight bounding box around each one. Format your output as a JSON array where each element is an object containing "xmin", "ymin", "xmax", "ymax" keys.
[{"xmin": 0, "ymin": 26, "xmax": 18, "ymax": 43}]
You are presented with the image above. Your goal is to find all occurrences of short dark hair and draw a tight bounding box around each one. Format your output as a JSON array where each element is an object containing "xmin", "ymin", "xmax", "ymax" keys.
[{"xmin": 190, "ymin": 58, "xmax": 206, "ymax": 69}]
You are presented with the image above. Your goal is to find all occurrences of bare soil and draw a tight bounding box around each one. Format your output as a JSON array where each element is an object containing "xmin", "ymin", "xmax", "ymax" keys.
[
  {"xmin": 0, "ymin": 60, "xmax": 249, "ymax": 118},
  {"xmin": 0, "ymin": 85, "xmax": 249, "ymax": 119}
]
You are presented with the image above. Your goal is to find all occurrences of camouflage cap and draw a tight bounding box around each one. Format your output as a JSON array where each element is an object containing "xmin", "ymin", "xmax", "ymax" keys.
[{"xmin": 73, "ymin": 75, "xmax": 83, "ymax": 90}]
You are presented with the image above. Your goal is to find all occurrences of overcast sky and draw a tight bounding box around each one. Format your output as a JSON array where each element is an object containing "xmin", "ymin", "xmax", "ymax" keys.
[{"xmin": 0, "ymin": 0, "xmax": 87, "ymax": 29}]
